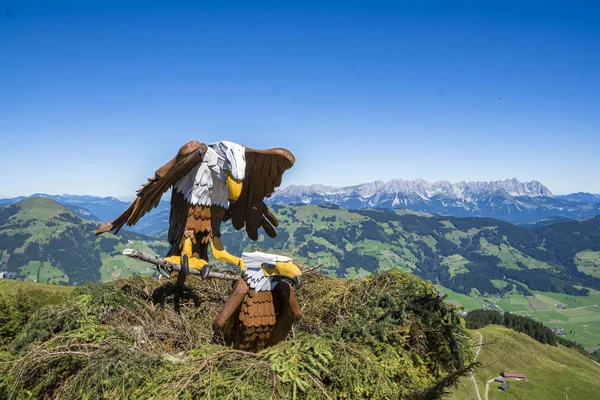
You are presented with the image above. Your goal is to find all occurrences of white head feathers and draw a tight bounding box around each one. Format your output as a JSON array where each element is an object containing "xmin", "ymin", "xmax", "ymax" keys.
[
  {"xmin": 210, "ymin": 141, "xmax": 246, "ymax": 181},
  {"xmin": 174, "ymin": 140, "xmax": 246, "ymax": 208},
  {"xmin": 242, "ymin": 251, "xmax": 293, "ymax": 292}
]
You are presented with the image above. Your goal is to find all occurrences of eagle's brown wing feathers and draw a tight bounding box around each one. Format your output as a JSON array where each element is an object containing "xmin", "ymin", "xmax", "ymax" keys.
[
  {"xmin": 229, "ymin": 148, "xmax": 295, "ymax": 240},
  {"xmin": 167, "ymin": 189, "xmax": 189, "ymax": 250},
  {"xmin": 95, "ymin": 141, "xmax": 206, "ymax": 236},
  {"xmin": 268, "ymin": 283, "xmax": 301, "ymax": 347}
]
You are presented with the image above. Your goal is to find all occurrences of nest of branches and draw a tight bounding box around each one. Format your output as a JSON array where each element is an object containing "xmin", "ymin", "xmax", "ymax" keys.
[{"xmin": 0, "ymin": 270, "xmax": 473, "ymax": 399}]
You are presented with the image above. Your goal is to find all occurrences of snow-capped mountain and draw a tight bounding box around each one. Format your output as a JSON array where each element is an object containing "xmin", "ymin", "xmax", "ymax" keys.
[
  {"xmin": 1, "ymin": 180, "xmax": 598, "ymax": 233},
  {"xmin": 271, "ymin": 178, "xmax": 551, "ymax": 205},
  {"xmin": 268, "ymin": 178, "xmax": 600, "ymax": 224}
]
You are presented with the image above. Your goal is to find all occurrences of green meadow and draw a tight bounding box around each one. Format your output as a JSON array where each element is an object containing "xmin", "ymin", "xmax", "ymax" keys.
[
  {"xmin": 448, "ymin": 325, "xmax": 600, "ymax": 400},
  {"xmin": 441, "ymin": 286, "xmax": 600, "ymax": 351}
]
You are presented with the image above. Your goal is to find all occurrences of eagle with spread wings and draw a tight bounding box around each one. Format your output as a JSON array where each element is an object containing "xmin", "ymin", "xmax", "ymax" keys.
[{"xmin": 95, "ymin": 140, "xmax": 295, "ymax": 276}]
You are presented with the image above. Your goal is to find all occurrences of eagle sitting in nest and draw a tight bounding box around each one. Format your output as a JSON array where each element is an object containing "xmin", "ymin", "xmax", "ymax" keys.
[{"xmin": 213, "ymin": 251, "xmax": 302, "ymax": 351}]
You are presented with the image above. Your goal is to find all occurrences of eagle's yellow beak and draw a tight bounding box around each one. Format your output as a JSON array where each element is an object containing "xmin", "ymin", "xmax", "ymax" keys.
[
  {"xmin": 262, "ymin": 261, "xmax": 302, "ymax": 288},
  {"xmin": 226, "ymin": 170, "xmax": 243, "ymax": 201}
]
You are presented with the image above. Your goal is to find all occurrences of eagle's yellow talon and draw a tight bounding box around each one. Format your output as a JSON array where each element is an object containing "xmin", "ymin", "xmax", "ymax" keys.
[
  {"xmin": 165, "ymin": 255, "xmax": 208, "ymax": 270},
  {"xmin": 211, "ymin": 237, "xmax": 245, "ymax": 270}
]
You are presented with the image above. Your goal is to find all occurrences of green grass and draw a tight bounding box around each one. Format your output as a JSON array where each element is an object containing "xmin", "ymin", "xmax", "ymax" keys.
[
  {"xmin": 19, "ymin": 260, "xmax": 41, "ymax": 281},
  {"xmin": 478, "ymin": 238, "xmax": 543, "ymax": 270},
  {"xmin": 38, "ymin": 262, "xmax": 68, "ymax": 284},
  {"xmin": 393, "ymin": 209, "xmax": 434, "ymax": 218},
  {"xmin": 443, "ymin": 227, "xmax": 481, "ymax": 245},
  {"xmin": 439, "ymin": 220, "xmax": 456, "ymax": 229},
  {"xmin": 533, "ymin": 312, "xmax": 600, "ymax": 351},
  {"xmin": 495, "ymin": 293, "xmax": 533, "ymax": 313},
  {"xmin": 284, "ymin": 204, "xmax": 366, "ymax": 230},
  {"xmin": 448, "ymin": 325, "xmax": 600, "ymax": 400},
  {"xmin": 491, "ymin": 279, "xmax": 508, "ymax": 289},
  {"xmin": 523, "ymin": 295, "xmax": 551, "ymax": 311},
  {"xmin": 378, "ymin": 249, "xmax": 411, "ymax": 272},
  {"xmin": 0, "ymin": 280, "xmax": 73, "ymax": 306},
  {"xmin": 13, "ymin": 197, "xmax": 78, "ymax": 224},
  {"xmin": 3, "ymin": 198, "xmax": 84, "ymax": 248},
  {"xmin": 100, "ymin": 240, "xmax": 162, "ymax": 281},
  {"xmin": 18, "ymin": 260, "xmax": 68, "ymax": 285},
  {"xmin": 345, "ymin": 267, "xmax": 370, "ymax": 278},
  {"xmin": 438, "ymin": 285, "xmax": 485, "ymax": 310},
  {"xmin": 575, "ymin": 251, "xmax": 600, "ymax": 278},
  {"xmin": 418, "ymin": 235, "xmax": 438, "ymax": 252},
  {"xmin": 535, "ymin": 289, "xmax": 600, "ymax": 308},
  {"xmin": 441, "ymin": 254, "xmax": 470, "ymax": 278}
]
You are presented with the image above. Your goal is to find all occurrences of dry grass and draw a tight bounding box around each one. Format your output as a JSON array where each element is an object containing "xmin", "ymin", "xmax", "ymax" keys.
[{"xmin": 0, "ymin": 270, "xmax": 473, "ymax": 399}]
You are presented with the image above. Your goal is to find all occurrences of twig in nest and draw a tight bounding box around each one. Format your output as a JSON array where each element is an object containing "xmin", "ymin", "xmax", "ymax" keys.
[{"xmin": 171, "ymin": 350, "xmax": 262, "ymax": 399}]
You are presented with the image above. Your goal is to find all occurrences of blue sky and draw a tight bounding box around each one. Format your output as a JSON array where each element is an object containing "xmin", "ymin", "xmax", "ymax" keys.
[{"xmin": 1, "ymin": 0, "xmax": 599, "ymax": 198}]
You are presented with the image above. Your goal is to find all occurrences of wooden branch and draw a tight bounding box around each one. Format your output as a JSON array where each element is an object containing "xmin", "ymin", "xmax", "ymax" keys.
[
  {"xmin": 122, "ymin": 248, "xmax": 240, "ymax": 281},
  {"xmin": 302, "ymin": 263, "xmax": 325, "ymax": 273}
]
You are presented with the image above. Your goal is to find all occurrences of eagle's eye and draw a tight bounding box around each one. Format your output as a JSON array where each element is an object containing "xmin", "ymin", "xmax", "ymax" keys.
[{"xmin": 261, "ymin": 263, "xmax": 276, "ymax": 269}]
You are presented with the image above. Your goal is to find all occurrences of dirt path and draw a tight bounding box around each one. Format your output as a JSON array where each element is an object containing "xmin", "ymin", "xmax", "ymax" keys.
[
  {"xmin": 484, "ymin": 377, "xmax": 496, "ymax": 400},
  {"xmin": 470, "ymin": 332, "xmax": 484, "ymax": 400}
]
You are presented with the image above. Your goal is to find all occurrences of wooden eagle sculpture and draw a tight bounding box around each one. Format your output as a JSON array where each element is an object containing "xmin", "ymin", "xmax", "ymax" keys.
[
  {"xmin": 95, "ymin": 140, "xmax": 295, "ymax": 276},
  {"xmin": 96, "ymin": 140, "xmax": 302, "ymax": 350},
  {"xmin": 213, "ymin": 251, "xmax": 302, "ymax": 351}
]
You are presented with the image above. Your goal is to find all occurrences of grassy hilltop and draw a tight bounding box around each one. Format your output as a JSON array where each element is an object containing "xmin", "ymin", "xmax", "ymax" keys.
[{"xmin": 0, "ymin": 270, "xmax": 472, "ymax": 400}]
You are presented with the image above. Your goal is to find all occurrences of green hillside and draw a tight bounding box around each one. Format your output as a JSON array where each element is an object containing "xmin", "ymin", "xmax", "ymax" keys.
[
  {"xmin": 0, "ymin": 280, "xmax": 73, "ymax": 306},
  {"xmin": 0, "ymin": 198, "xmax": 165, "ymax": 285},
  {"xmin": 2, "ymin": 278, "xmax": 597, "ymax": 399},
  {"xmin": 448, "ymin": 325, "xmax": 600, "ymax": 400}
]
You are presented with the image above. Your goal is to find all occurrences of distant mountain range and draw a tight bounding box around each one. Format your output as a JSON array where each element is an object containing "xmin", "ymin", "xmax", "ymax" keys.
[
  {"xmin": 268, "ymin": 178, "xmax": 600, "ymax": 224},
  {"xmin": 1, "ymin": 179, "xmax": 599, "ymax": 233}
]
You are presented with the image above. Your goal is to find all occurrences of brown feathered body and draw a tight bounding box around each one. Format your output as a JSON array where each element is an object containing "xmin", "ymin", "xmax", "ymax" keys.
[
  {"xmin": 213, "ymin": 279, "xmax": 302, "ymax": 352},
  {"xmin": 166, "ymin": 194, "xmax": 227, "ymax": 262},
  {"xmin": 232, "ymin": 289, "xmax": 277, "ymax": 351}
]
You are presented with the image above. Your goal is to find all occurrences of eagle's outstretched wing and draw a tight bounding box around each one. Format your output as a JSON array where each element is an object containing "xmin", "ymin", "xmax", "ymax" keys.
[
  {"xmin": 95, "ymin": 141, "xmax": 207, "ymax": 235},
  {"xmin": 229, "ymin": 148, "xmax": 295, "ymax": 240}
]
